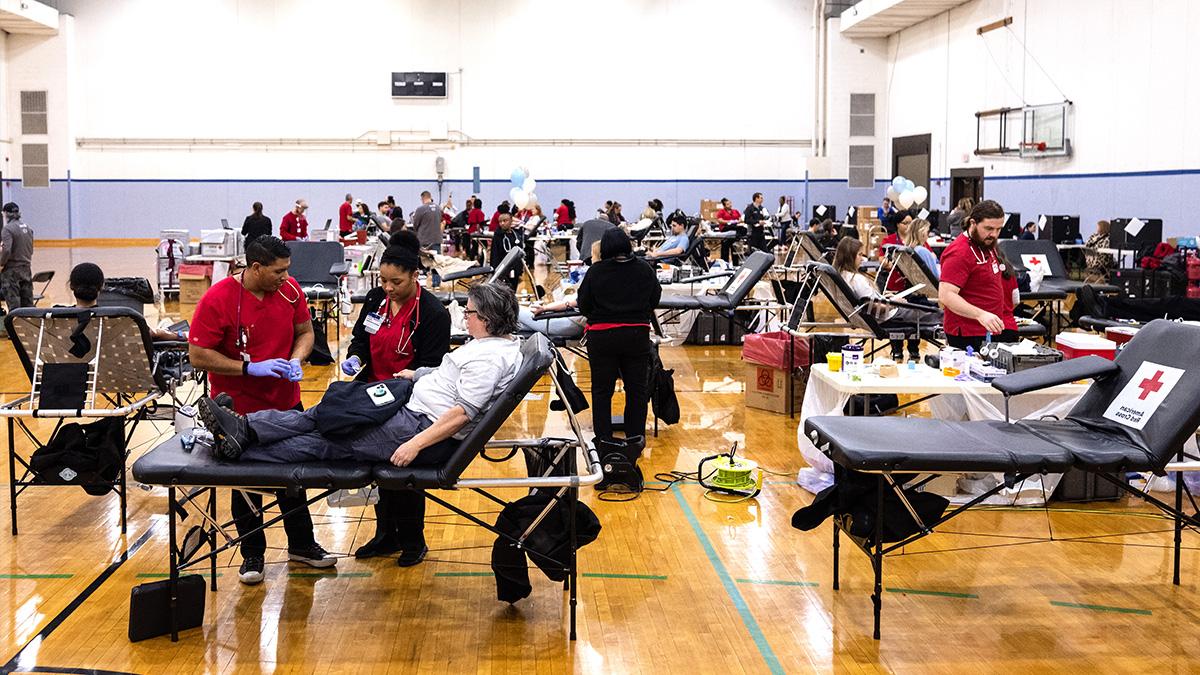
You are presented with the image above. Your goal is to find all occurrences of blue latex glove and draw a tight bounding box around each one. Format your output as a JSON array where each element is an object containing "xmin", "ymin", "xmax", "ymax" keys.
[
  {"xmin": 340, "ymin": 356, "xmax": 362, "ymax": 376},
  {"xmin": 246, "ymin": 358, "xmax": 293, "ymax": 379},
  {"xmin": 288, "ymin": 359, "xmax": 304, "ymax": 382}
]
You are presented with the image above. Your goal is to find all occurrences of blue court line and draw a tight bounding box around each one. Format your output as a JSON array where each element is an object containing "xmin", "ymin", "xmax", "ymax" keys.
[{"xmin": 672, "ymin": 484, "xmax": 784, "ymax": 675}]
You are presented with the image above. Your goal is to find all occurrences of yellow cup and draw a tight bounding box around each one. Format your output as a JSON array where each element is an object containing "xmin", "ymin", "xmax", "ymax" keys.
[{"xmin": 827, "ymin": 353, "xmax": 843, "ymax": 372}]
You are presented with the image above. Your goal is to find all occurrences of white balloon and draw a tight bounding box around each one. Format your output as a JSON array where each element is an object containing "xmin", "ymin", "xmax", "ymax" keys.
[
  {"xmin": 886, "ymin": 186, "xmax": 899, "ymax": 201},
  {"xmin": 513, "ymin": 188, "xmax": 530, "ymax": 209},
  {"xmin": 509, "ymin": 187, "xmax": 522, "ymax": 204},
  {"xmin": 522, "ymin": 177, "xmax": 537, "ymax": 194},
  {"xmin": 526, "ymin": 192, "xmax": 538, "ymax": 208},
  {"xmin": 913, "ymin": 186, "xmax": 928, "ymax": 205},
  {"xmin": 898, "ymin": 190, "xmax": 915, "ymax": 209}
]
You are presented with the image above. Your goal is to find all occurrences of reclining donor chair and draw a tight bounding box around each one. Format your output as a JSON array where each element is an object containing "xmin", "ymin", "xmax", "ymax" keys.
[
  {"xmin": 132, "ymin": 333, "xmax": 603, "ymax": 641},
  {"xmin": 801, "ymin": 319, "xmax": 1200, "ymax": 639}
]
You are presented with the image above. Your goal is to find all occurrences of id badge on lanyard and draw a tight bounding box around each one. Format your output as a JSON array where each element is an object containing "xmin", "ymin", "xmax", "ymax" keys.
[{"xmin": 364, "ymin": 313, "xmax": 384, "ymax": 334}]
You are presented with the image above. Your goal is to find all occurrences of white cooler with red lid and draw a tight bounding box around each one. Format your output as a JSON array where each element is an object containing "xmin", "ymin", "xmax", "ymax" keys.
[{"xmin": 1057, "ymin": 332, "xmax": 1117, "ymax": 360}]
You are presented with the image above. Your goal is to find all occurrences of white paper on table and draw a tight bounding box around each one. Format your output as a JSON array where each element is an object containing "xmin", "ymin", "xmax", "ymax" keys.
[
  {"xmin": 1125, "ymin": 217, "xmax": 1145, "ymax": 238},
  {"xmin": 816, "ymin": 205, "xmax": 827, "ymax": 216}
]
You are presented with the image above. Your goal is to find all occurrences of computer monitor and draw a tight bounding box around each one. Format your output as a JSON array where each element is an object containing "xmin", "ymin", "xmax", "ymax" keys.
[
  {"xmin": 1037, "ymin": 215, "xmax": 1080, "ymax": 244},
  {"xmin": 1000, "ymin": 211, "xmax": 1021, "ymax": 239},
  {"xmin": 220, "ymin": 218, "xmax": 231, "ymax": 230},
  {"xmin": 1109, "ymin": 217, "xmax": 1163, "ymax": 251}
]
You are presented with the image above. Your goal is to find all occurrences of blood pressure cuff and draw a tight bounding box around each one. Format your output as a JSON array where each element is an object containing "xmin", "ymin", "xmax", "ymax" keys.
[{"xmin": 313, "ymin": 378, "xmax": 414, "ymax": 439}]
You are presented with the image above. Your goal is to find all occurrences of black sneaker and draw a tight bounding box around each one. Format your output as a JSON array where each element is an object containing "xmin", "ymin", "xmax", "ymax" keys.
[
  {"xmin": 396, "ymin": 545, "xmax": 429, "ymax": 568},
  {"xmin": 238, "ymin": 555, "xmax": 265, "ymax": 585},
  {"xmin": 288, "ymin": 543, "xmax": 337, "ymax": 568},
  {"xmin": 197, "ymin": 396, "xmax": 251, "ymax": 460},
  {"xmin": 354, "ymin": 534, "xmax": 402, "ymax": 559}
]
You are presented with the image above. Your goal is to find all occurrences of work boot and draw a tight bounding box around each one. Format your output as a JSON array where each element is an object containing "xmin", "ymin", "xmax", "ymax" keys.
[
  {"xmin": 213, "ymin": 392, "xmax": 234, "ymax": 411},
  {"xmin": 197, "ymin": 396, "xmax": 251, "ymax": 460}
]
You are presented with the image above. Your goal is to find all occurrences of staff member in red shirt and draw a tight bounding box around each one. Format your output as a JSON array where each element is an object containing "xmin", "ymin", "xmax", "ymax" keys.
[
  {"xmin": 188, "ymin": 235, "xmax": 332, "ymax": 584},
  {"xmin": 714, "ymin": 197, "xmax": 743, "ymax": 263},
  {"xmin": 280, "ymin": 199, "xmax": 309, "ymax": 241},
  {"xmin": 938, "ymin": 199, "xmax": 1018, "ymax": 350},
  {"xmin": 878, "ymin": 214, "xmax": 912, "ymax": 293},
  {"xmin": 338, "ymin": 193, "xmax": 355, "ymax": 239},
  {"xmin": 340, "ymin": 231, "xmax": 450, "ymax": 565},
  {"xmin": 555, "ymin": 199, "xmax": 576, "ymax": 229}
]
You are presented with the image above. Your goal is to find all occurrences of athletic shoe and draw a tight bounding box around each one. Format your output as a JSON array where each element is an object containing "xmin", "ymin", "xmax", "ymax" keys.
[
  {"xmin": 197, "ymin": 396, "xmax": 250, "ymax": 460},
  {"xmin": 288, "ymin": 543, "xmax": 337, "ymax": 568},
  {"xmin": 238, "ymin": 555, "xmax": 265, "ymax": 585},
  {"xmin": 396, "ymin": 545, "xmax": 429, "ymax": 568}
]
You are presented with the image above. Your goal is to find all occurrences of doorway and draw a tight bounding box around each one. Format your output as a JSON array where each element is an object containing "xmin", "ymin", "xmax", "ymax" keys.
[
  {"xmin": 950, "ymin": 167, "xmax": 984, "ymax": 210},
  {"xmin": 891, "ymin": 134, "xmax": 931, "ymax": 198}
]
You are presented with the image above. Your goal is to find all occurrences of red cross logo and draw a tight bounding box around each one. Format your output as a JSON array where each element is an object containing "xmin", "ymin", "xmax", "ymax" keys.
[
  {"xmin": 1138, "ymin": 370, "xmax": 1165, "ymax": 400},
  {"xmin": 1028, "ymin": 257, "xmax": 1042, "ymax": 266}
]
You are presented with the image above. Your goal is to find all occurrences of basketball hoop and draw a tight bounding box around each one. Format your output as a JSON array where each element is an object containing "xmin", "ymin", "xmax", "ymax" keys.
[{"xmin": 1020, "ymin": 141, "xmax": 1048, "ymax": 152}]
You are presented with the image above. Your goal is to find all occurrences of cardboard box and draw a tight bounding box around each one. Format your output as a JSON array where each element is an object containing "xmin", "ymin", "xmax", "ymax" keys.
[
  {"xmin": 700, "ymin": 199, "xmax": 719, "ymax": 223},
  {"xmin": 177, "ymin": 303, "xmax": 198, "ymax": 321},
  {"xmin": 178, "ymin": 262, "xmax": 213, "ymax": 305},
  {"xmin": 744, "ymin": 364, "xmax": 807, "ymax": 415}
]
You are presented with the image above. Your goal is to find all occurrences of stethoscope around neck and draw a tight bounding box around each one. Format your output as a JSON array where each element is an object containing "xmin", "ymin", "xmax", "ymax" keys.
[
  {"xmin": 372, "ymin": 285, "xmax": 422, "ymax": 355},
  {"xmin": 234, "ymin": 272, "xmax": 301, "ymax": 352}
]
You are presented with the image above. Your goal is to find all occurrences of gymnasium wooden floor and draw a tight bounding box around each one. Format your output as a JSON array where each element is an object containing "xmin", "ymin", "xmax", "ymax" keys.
[{"xmin": 2, "ymin": 245, "xmax": 1199, "ymax": 674}]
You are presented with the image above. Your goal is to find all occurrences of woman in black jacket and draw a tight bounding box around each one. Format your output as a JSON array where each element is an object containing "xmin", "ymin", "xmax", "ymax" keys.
[
  {"xmin": 577, "ymin": 229, "xmax": 662, "ymax": 450},
  {"xmin": 340, "ymin": 231, "xmax": 451, "ymax": 566}
]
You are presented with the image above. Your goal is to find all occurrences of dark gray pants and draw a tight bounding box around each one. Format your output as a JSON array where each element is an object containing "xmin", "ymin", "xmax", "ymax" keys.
[
  {"xmin": 1, "ymin": 267, "xmax": 33, "ymax": 312},
  {"xmin": 240, "ymin": 406, "xmax": 433, "ymax": 464}
]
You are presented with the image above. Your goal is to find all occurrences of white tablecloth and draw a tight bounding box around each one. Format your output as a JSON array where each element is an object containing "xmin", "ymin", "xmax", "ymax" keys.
[{"xmin": 796, "ymin": 364, "xmax": 1086, "ymax": 506}]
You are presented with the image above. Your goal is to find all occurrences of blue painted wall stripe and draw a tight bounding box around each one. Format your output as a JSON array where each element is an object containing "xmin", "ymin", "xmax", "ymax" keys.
[{"xmin": 672, "ymin": 485, "xmax": 784, "ymax": 675}]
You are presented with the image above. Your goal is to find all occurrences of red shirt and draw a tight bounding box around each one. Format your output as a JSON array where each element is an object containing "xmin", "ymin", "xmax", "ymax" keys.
[
  {"xmin": 467, "ymin": 208, "xmax": 486, "ymax": 233},
  {"xmin": 878, "ymin": 233, "xmax": 908, "ymax": 292},
  {"xmin": 715, "ymin": 208, "xmax": 741, "ymax": 231},
  {"xmin": 555, "ymin": 205, "xmax": 574, "ymax": 226},
  {"xmin": 367, "ymin": 289, "xmax": 421, "ymax": 382},
  {"xmin": 339, "ymin": 201, "xmax": 355, "ymax": 235},
  {"xmin": 280, "ymin": 211, "xmax": 308, "ymax": 241},
  {"xmin": 488, "ymin": 210, "xmax": 504, "ymax": 232},
  {"xmin": 189, "ymin": 276, "xmax": 312, "ymax": 414},
  {"xmin": 939, "ymin": 234, "xmax": 1018, "ymax": 337}
]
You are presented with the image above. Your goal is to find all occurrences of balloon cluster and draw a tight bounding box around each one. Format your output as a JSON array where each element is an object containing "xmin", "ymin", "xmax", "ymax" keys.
[
  {"xmin": 886, "ymin": 176, "xmax": 928, "ymax": 210},
  {"xmin": 509, "ymin": 167, "xmax": 538, "ymax": 209}
]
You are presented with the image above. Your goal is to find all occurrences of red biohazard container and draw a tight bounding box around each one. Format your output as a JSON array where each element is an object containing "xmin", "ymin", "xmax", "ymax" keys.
[{"xmin": 1057, "ymin": 332, "xmax": 1117, "ymax": 360}]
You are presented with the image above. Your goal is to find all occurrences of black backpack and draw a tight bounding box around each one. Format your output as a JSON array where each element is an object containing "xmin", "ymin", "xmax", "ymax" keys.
[
  {"xmin": 648, "ymin": 349, "xmax": 680, "ymax": 425},
  {"xmin": 29, "ymin": 417, "xmax": 126, "ymax": 495}
]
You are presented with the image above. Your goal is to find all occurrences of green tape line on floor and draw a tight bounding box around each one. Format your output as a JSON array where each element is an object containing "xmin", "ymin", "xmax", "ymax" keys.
[
  {"xmin": 581, "ymin": 573, "xmax": 667, "ymax": 581},
  {"xmin": 0, "ymin": 573, "xmax": 74, "ymax": 579},
  {"xmin": 288, "ymin": 572, "xmax": 373, "ymax": 578},
  {"xmin": 736, "ymin": 578, "xmax": 818, "ymax": 587},
  {"xmin": 1050, "ymin": 600, "xmax": 1151, "ymax": 615},
  {"xmin": 886, "ymin": 587, "xmax": 978, "ymax": 599}
]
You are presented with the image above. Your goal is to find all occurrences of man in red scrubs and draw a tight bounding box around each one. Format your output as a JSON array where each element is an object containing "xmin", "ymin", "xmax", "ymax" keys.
[
  {"xmin": 279, "ymin": 199, "xmax": 309, "ymax": 241},
  {"xmin": 188, "ymin": 235, "xmax": 332, "ymax": 585},
  {"xmin": 714, "ymin": 197, "xmax": 743, "ymax": 263},
  {"xmin": 938, "ymin": 199, "xmax": 1018, "ymax": 350},
  {"xmin": 338, "ymin": 193, "xmax": 355, "ymax": 239}
]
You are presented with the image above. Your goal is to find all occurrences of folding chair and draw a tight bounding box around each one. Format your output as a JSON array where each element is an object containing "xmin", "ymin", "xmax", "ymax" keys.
[
  {"xmin": 3, "ymin": 307, "xmax": 167, "ymax": 534},
  {"xmin": 30, "ymin": 270, "xmax": 55, "ymax": 306},
  {"xmin": 285, "ymin": 241, "xmax": 350, "ymax": 357}
]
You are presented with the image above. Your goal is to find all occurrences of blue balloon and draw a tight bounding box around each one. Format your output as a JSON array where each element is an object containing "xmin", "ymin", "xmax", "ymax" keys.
[
  {"xmin": 511, "ymin": 167, "xmax": 526, "ymax": 187},
  {"xmin": 891, "ymin": 176, "xmax": 906, "ymax": 191},
  {"xmin": 904, "ymin": 179, "xmax": 915, "ymax": 193}
]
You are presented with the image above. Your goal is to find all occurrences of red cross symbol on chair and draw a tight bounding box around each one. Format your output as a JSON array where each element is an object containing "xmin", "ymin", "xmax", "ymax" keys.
[
  {"xmin": 1138, "ymin": 370, "xmax": 1166, "ymax": 400},
  {"xmin": 1028, "ymin": 257, "xmax": 1042, "ymax": 266}
]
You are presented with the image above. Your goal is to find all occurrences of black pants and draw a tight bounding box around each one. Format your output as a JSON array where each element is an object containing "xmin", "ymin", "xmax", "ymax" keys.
[
  {"xmin": 372, "ymin": 488, "xmax": 428, "ymax": 549},
  {"xmin": 720, "ymin": 227, "xmax": 746, "ymax": 263},
  {"xmin": 587, "ymin": 326, "xmax": 653, "ymax": 440},
  {"xmin": 946, "ymin": 329, "xmax": 1019, "ymax": 351},
  {"xmin": 232, "ymin": 402, "xmax": 316, "ymax": 558},
  {"xmin": 747, "ymin": 224, "xmax": 768, "ymax": 252}
]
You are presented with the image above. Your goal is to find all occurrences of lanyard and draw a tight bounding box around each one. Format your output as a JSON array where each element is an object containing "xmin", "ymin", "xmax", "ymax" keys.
[{"xmin": 379, "ymin": 286, "xmax": 422, "ymax": 356}]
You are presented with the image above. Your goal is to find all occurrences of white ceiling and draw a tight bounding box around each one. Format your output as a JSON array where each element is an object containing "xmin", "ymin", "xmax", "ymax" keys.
[
  {"xmin": 0, "ymin": 0, "xmax": 58, "ymax": 35},
  {"xmin": 839, "ymin": 0, "xmax": 969, "ymax": 38}
]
